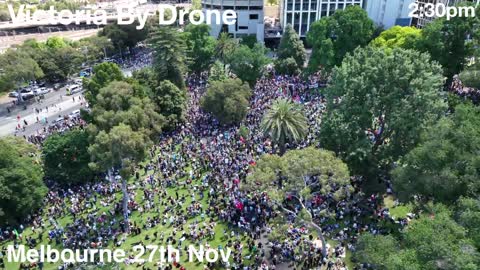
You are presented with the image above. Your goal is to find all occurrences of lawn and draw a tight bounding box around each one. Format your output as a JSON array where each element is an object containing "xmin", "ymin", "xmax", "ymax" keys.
[{"xmin": 3, "ymin": 148, "xmax": 253, "ymax": 270}]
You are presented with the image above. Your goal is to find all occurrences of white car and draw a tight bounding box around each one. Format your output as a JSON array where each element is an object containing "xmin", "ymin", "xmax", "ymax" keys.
[
  {"xmin": 8, "ymin": 92, "xmax": 18, "ymax": 98},
  {"xmin": 33, "ymin": 87, "xmax": 51, "ymax": 96}
]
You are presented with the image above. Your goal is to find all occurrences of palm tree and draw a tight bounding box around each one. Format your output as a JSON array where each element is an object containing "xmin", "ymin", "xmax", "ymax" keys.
[{"xmin": 261, "ymin": 98, "xmax": 308, "ymax": 155}]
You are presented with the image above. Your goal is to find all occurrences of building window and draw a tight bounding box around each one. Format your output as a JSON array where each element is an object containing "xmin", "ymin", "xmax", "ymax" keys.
[
  {"xmin": 250, "ymin": 14, "xmax": 258, "ymax": 20},
  {"xmin": 239, "ymin": 26, "xmax": 248, "ymax": 30}
]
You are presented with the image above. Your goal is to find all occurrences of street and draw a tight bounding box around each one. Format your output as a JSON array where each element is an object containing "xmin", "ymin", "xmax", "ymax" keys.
[{"xmin": 0, "ymin": 87, "xmax": 85, "ymax": 137}]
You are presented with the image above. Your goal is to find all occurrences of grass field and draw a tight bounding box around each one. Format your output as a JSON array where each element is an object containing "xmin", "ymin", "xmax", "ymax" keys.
[{"xmin": 3, "ymin": 148, "xmax": 253, "ymax": 270}]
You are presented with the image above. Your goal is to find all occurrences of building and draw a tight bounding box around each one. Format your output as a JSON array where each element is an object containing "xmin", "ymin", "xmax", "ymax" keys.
[
  {"xmin": 201, "ymin": 0, "xmax": 264, "ymax": 41},
  {"xmin": 410, "ymin": 0, "xmax": 479, "ymax": 28},
  {"xmin": 364, "ymin": 0, "xmax": 414, "ymax": 29},
  {"xmin": 280, "ymin": 0, "xmax": 363, "ymax": 37}
]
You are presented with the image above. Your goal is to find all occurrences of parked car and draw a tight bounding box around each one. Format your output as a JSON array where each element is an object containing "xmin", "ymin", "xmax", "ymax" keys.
[
  {"xmin": 8, "ymin": 92, "xmax": 18, "ymax": 98},
  {"xmin": 33, "ymin": 87, "xmax": 51, "ymax": 96}
]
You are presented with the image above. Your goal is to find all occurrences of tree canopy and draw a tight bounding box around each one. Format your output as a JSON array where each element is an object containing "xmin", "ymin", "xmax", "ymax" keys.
[
  {"xmin": 200, "ymin": 78, "xmax": 251, "ymax": 125},
  {"xmin": 84, "ymin": 62, "xmax": 124, "ymax": 106},
  {"xmin": 275, "ymin": 24, "xmax": 306, "ymax": 74},
  {"xmin": 354, "ymin": 204, "xmax": 480, "ymax": 270},
  {"xmin": 245, "ymin": 147, "xmax": 353, "ymax": 255},
  {"xmin": 307, "ymin": 5, "xmax": 375, "ymax": 71},
  {"xmin": 370, "ymin": 26, "xmax": 421, "ymax": 50},
  {"xmin": 0, "ymin": 137, "xmax": 47, "ymax": 226},
  {"xmin": 261, "ymin": 98, "xmax": 308, "ymax": 154},
  {"xmin": 42, "ymin": 129, "xmax": 95, "ymax": 185},
  {"xmin": 320, "ymin": 47, "xmax": 447, "ymax": 176},
  {"xmin": 392, "ymin": 103, "xmax": 480, "ymax": 203},
  {"xmin": 183, "ymin": 24, "xmax": 217, "ymax": 73},
  {"xmin": 226, "ymin": 43, "xmax": 270, "ymax": 87},
  {"xmin": 149, "ymin": 26, "xmax": 188, "ymax": 89}
]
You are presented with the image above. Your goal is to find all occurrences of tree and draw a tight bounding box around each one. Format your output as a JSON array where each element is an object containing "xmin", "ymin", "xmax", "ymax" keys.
[
  {"xmin": 0, "ymin": 49, "xmax": 44, "ymax": 101},
  {"xmin": 42, "ymin": 129, "xmax": 95, "ymax": 185},
  {"xmin": 370, "ymin": 26, "xmax": 422, "ymax": 50},
  {"xmin": 277, "ymin": 24, "xmax": 306, "ymax": 69},
  {"xmin": 152, "ymin": 80, "xmax": 187, "ymax": 130},
  {"xmin": 88, "ymin": 81, "xmax": 164, "ymax": 230},
  {"xmin": 261, "ymin": 98, "xmax": 308, "ymax": 155},
  {"xmin": 245, "ymin": 147, "xmax": 353, "ymax": 256},
  {"xmin": 418, "ymin": 11, "xmax": 476, "ymax": 79},
  {"xmin": 0, "ymin": 137, "xmax": 47, "ymax": 225},
  {"xmin": 455, "ymin": 197, "xmax": 480, "ymax": 250},
  {"xmin": 274, "ymin": 57, "xmax": 301, "ymax": 75},
  {"xmin": 200, "ymin": 78, "xmax": 251, "ymax": 125},
  {"xmin": 45, "ymin": 36, "xmax": 68, "ymax": 49},
  {"xmin": 77, "ymin": 36, "xmax": 114, "ymax": 63},
  {"xmin": 99, "ymin": 22, "xmax": 148, "ymax": 55},
  {"xmin": 149, "ymin": 26, "xmax": 188, "ymax": 89},
  {"xmin": 403, "ymin": 205, "xmax": 479, "ymax": 269},
  {"xmin": 459, "ymin": 68, "xmax": 480, "ymax": 89},
  {"xmin": 84, "ymin": 62, "xmax": 124, "ymax": 105},
  {"xmin": 208, "ymin": 60, "xmax": 229, "ymax": 83},
  {"xmin": 89, "ymin": 81, "xmax": 164, "ymax": 135},
  {"xmin": 354, "ymin": 205, "xmax": 480, "ymax": 270},
  {"xmin": 320, "ymin": 47, "xmax": 447, "ymax": 176},
  {"xmin": 226, "ymin": 43, "xmax": 270, "ymax": 87},
  {"xmin": 88, "ymin": 124, "xmax": 152, "ymax": 230},
  {"xmin": 307, "ymin": 5, "xmax": 375, "ymax": 71},
  {"xmin": 392, "ymin": 104, "xmax": 480, "ymax": 203},
  {"xmin": 184, "ymin": 24, "xmax": 217, "ymax": 72},
  {"xmin": 215, "ymin": 32, "xmax": 237, "ymax": 63}
]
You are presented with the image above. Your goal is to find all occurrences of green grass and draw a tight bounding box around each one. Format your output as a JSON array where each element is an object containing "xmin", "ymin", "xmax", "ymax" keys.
[{"xmin": 383, "ymin": 195, "xmax": 413, "ymax": 219}]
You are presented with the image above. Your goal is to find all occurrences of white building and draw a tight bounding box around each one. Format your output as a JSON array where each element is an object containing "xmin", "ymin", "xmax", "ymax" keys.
[
  {"xmin": 410, "ymin": 0, "xmax": 479, "ymax": 28},
  {"xmin": 280, "ymin": 0, "xmax": 363, "ymax": 37},
  {"xmin": 201, "ymin": 0, "xmax": 264, "ymax": 41},
  {"xmin": 364, "ymin": 0, "xmax": 414, "ymax": 29}
]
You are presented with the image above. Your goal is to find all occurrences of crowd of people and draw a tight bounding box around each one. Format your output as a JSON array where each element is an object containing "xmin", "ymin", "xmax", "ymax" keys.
[
  {"xmin": 0, "ymin": 63, "xmax": 407, "ymax": 270},
  {"xmin": 449, "ymin": 75, "xmax": 480, "ymax": 104}
]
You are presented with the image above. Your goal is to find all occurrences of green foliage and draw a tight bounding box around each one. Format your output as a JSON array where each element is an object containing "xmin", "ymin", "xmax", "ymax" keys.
[
  {"xmin": 45, "ymin": 36, "xmax": 68, "ymax": 49},
  {"xmin": 370, "ymin": 26, "xmax": 422, "ymax": 50},
  {"xmin": 354, "ymin": 205, "xmax": 480, "ymax": 270},
  {"xmin": 459, "ymin": 69, "xmax": 480, "ymax": 89},
  {"xmin": 261, "ymin": 98, "xmax": 308, "ymax": 154},
  {"xmin": 42, "ymin": 129, "xmax": 95, "ymax": 185},
  {"xmin": 307, "ymin": 5, "xmax": 375, "ymax": 71},
  {"xmin": 99, "ymin": 22, "xmax": 148, "ymax": 52},
  {"xmin": 239, "ymin": 124, "xmax": 249, "ymax": 139},
  {"xmin": 455, "ymin": 197, "xmax": 480, "ymax": 250},
  {"xmin": 392, "ymin": 104, "xmax": 480, "ymax": 203},
  {"xmin": 208, "ymin": 60, "xmax": 229, "ymax": 83},
  {"xmin": 84, "ymin": 62, "xmax": 124, "ymax": 106},
  {"xmin": 418, "ymin": 12, "xmax": 476, "ymax": 79},
  {"xmin": 245, "ymin": 146, "xmax": 352, "ymax": 212},
  {"xmin": 0, "ymin": 137, "xmax": 47, "ymax": 226},
  {"xmin": 215, "ymin": 32, "xmax": 237, "ymax": 63},
  {"xmin": 152, "ymin": 80, "xmax": 187, "ymax": 130},
  {"xmin": 320, "ymin": 47, "xmax": 447, "ymax": 176},
  {"xmin": 200, "ymin": 78, "xmax": 251, "ymax": 125},
  {"xmin": 277, "ymin": 24, "xmax": 306, "ymax": 69},
  {"xmin": 240, "ymin": 35, "xmax": 257, "ymax": 49},
  {"xmin": 149, "ymin": 26, "xmax": 188, "ymax": 89},
  {"xmin": 89, "ymin": 123, "xmax": 152, "ymax": 179},
  {"xmin": 184, "ymin": 24, "xmax": 217, "ymax": 72},
  {"xmin": 89, "ymin": 81, "xmax": 164, "ymax": 136},
  {"xmin": 274, "ymin": 57, "xmax": 301, "ymax": 76},
  {"xmin": 226, "ymin": 43, "xmax": 270, "ymax": 87},
  {"xmin": 0, "ymin": 49, "xmax": 44, "ymax": 90}
]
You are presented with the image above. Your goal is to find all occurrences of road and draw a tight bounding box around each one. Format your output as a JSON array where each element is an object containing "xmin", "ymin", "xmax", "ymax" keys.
[{"xmin": 0, "ymin": 86, "xmax": 85, "ymax": 137}]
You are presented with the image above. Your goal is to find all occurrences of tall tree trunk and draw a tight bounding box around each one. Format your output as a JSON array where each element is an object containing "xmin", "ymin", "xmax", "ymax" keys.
[
  {"xmin": 122, "ymin": 177, "xmax": 129, "ymax": 233},
  {"xmin": 309, "ymin": 221, "xmax": 328, "ymax": 258}
]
